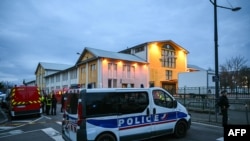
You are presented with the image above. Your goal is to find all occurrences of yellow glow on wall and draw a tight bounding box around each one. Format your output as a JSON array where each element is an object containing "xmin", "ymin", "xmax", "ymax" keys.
[
  {"xmin": 178, "ymin": 50, "xmax": 186, "ymax": 60},
  {"xmin": 102, "ymin": 58, "xmax": 107, "ymax": 64},
  {"xmin": 150, "ymin": 43, "xmax": 158, "ymax": 52},
  {"xmin": 133, "ymin": 63, "xmax": 137, "ymax": 68},
  {"xmin": 118, "ymin": 61, "xmax": 122, "ymax": 66}
]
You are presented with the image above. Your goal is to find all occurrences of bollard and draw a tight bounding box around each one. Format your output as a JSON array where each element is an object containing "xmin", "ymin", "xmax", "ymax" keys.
[{"xmin": 245, "ymin": 104, "xmax": 249, "ymax": 125}]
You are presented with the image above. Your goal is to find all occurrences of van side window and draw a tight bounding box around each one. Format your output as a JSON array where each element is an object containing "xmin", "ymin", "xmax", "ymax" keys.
[
  {"xmin": 153, "ymin": 90, "xmax": 174, "ymax": 108},
  {"xmin": 86, "ymin": 92, "xmax": 118, "ymax": 116},
  {"xmin": 118, "ymin": 92, "xmax": 148, "ymax": 114}
]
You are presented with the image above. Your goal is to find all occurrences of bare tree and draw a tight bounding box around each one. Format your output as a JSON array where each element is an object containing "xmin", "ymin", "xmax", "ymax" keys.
[{"xmin": 219, "ymin": 56, "xmax": 248, "ymax": 92}]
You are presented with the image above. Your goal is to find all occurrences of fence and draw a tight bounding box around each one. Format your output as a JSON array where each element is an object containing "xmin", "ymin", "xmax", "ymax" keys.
[
  {"xmin": 175, "ymin": 87, "xmax": 250, "ymax": 99},
  {"xmin": 174, "ymin": 94, "xmax": 250, "ymax": 125}
]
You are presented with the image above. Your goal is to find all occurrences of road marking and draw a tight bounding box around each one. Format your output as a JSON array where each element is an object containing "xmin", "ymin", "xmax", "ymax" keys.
[
  {"xmin": 42, "ymin": 115, "xmax": 52, "ymax": 120},
  {"xmin": 0, "ymin": 126, "xmax": 14, "ymax": 130},
  {"xmin": 192, "ymin": 121, "xmax": 223, "ymax": 128},
  {"xmin": 9, "ymin": 129, "xmax": 24, "ymax": 135},
  {"xmin": 216, "ymin": 137, "xmax": 224, "ymax": 141},
  {"xmin": 42, "ymin": 127, "xmax": 63, "ymax": 141},
  {"xmin": 11, "ymin": 120, "xmax": 32, "ymax": 123}
]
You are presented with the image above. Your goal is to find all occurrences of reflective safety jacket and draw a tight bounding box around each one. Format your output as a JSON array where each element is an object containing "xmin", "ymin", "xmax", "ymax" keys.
[{"xmin": 46, "ymin": 98, "xmax": 52, "ymax": 106}]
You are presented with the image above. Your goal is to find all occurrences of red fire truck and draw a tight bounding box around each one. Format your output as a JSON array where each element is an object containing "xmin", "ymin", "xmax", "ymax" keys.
[{"xmin": 6, "ymin": 85, "xmax": 42, "ymax": 118}]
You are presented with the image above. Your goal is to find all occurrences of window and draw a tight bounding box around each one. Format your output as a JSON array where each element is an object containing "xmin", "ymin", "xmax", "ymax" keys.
[
  {"xmin": 81, "ymin": 67, "xmax": 86, "ymax": 73},
  {"xmin": 65, "ymin": 92, "xmax": 79, "ymax": 114},
  {"xmin": 161, "ymin": 44, "xmax": 176, "ymax": 68},
  {"xmin": 135, "ymin": 46, "xmax": 144, "ymax": 53},
  {"xmin": 50, "ymin": 77, "xmax": 54, "ymax": 83},
  {"xmin": 70, "ymin": 69, "xmax": 77, "ymax": 79},
  {"xmin": 90, "ymin": 64, "xmax": 96, "ymax": 71},
  {"xmin": 86, "ymin": 92, "xmax": 118, "ymax": 116},
  {"xmin": 62, "ymin": 72, "xmax": 68, "ymax": 81},
  {"xmin": 113, "ymin": 64, "xmax": 117, "ymax": 78},
  {"xmin": 90, "ymin": 64, "xmax": 96, "ymax": 78},
  {"xmin": 113, "ymin": 79, "xmax": 117, "ymax": 88},
  {"xmin": 118, "ymin": 92, "xmax": 148, "ymax": 114},
  {"xmin": 108, "ymin": 79, "xmax": 112, "ymax": 88},
  {"xmin": 122, "ymin": 65, "xmax": 127, "ymax": 78},
  {"xmin": 166, "ymin": 70, "xmax": 172, "ymax": 80},
  {"xmin": 127, "ymin": 65, "xmax": 131, "ymax": 78},
  {"xmin": 56, "ymin": 75, "xmax": 60, "ymax": 82},
  {"xmin": 108, "ymin": 63, "xmax": 112, "ymax": 78},
  {"xmin": 85, "ymin": 91, "xmax": 149, "ymax": 116},
  {"xmin": 46, "ymin": 79, "xmax": 49, "ymax": 85},
  {"xmin": 131, "ymin": 66, "xmax": 135, "ymax": 78},
  {"xmin": 81, "ymin": 67, "xmax": 86, "ymax": 80},
  {"xmin": 153, "ymin": 90, "xmax": 174, "ymax": 108},
  {"xmin": 108, "ymin": 79, "xmax": 117, "ymax": 88}
]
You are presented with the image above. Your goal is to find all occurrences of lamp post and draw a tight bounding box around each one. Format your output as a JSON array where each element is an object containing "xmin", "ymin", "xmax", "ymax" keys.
[{"xmin": 209, "ymin": 0, "xmax": 241, "ymax": 122}]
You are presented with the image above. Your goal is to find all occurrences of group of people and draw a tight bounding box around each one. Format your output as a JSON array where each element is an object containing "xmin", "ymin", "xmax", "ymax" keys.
[{"xmin": 41, "ymin": 93, "xmax": 58, "ymax": 115}]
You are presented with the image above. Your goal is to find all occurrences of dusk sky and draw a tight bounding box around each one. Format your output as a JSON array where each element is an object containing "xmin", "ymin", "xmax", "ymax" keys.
[{"xmin": 1, "ymin": 0, "xmax": 249, "ymax": 84}]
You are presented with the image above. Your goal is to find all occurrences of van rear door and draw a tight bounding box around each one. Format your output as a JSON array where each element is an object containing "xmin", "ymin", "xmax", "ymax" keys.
[
  {"xmin": 26, "ymin": 87, "xmax": 40, "ymax": 112},
  {"xmin": 12, "ymin": 87, "xmax": 28, "ymax": 112},
  {"xmin": 11, "ymin": 86, "xmax": 41, "ymax": 116},
  {"xmin": 63, "ymin": 91, "xmax": 80, "ymax": 141}
]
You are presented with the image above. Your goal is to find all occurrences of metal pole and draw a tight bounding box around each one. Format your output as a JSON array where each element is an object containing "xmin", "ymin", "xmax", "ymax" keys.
[{"xmin": 214, "ymin": 0, "xmax": 220, "ymax": 122}]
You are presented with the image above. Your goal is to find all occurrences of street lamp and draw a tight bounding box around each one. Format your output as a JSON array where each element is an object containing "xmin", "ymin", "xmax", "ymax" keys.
[{"xmin": 209, "ymin": 0, "xmax": 241, "ymax": 121}]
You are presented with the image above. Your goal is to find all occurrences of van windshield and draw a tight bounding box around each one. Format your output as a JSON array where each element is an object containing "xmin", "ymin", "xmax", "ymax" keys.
[{"xmin": 65, "ymin": 92, "xmax": 79, "ymax": 114}]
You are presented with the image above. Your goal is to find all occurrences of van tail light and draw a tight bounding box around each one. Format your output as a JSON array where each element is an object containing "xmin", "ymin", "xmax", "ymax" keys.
[{"xmin": 77, "ymin": 103, "xmax": 83, "ymax": 125}]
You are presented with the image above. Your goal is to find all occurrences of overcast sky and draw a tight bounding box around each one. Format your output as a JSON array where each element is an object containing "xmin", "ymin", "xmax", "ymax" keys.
[{"xmin": 1, "ymin": 0, "xmax": 249, "ymax": 84}]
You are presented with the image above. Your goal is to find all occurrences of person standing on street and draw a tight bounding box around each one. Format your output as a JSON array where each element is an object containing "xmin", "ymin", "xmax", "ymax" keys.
[
  {"xmin": 217, "ymin": 90, "xmax": 230, "ymax": 126},
  {"xmin": 41, "ymin": 94, "xmax": 45, "ymax": 114},
  {"xmin": 61, "ymin": 94, "xmax": 65, "ymax": 113},
  {"xmin": 51, "ymin": 94, "xmax": 57, "ymax": 115},
  {"xmin": 45, "ymin": 94, "xmax": 52, "ymax": 115}
]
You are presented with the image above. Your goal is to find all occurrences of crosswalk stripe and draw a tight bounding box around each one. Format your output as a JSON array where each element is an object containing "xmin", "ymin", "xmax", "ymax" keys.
[
  {"xmin": 0, "ymin": 126, "xmax": 14, "ymax": 130},
  {"xmin": 56, "ymin": 121, "xmax": 61, "ymax": 125},
  {"xmin": 41, "ymin": 127, "xmax": 63, "ymax": 141},
  {"xmin": 216, "ymin": 137, "xmax": 224, "ymax": 141}
]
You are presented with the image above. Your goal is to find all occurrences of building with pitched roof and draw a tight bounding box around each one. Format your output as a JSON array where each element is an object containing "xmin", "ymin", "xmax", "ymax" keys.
[
  {"xmin": 119, "ymin": 40, "xmax": 189, "ymax": 94},
  {"xmin": 35, "ymin": 40, "xmax": 204, "ymax": 95},
  {"xmin": 76, "ymin": 47, "xmax": 149, "ymax": 88},
  {"xmin": 35, "ymin": 62, "xmax": 72, "ymax": 92}
]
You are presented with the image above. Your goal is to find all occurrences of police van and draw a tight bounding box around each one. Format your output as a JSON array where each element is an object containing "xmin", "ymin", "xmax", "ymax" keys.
[{"xmin": 62, "ymin": 87, "xmax": 191, "ymax": 141}]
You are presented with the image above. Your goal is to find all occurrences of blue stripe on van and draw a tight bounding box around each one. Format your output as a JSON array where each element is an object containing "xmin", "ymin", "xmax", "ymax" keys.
[{"xmin": 87, "ymin": 111, "xmax": 188, "ymax": 129}]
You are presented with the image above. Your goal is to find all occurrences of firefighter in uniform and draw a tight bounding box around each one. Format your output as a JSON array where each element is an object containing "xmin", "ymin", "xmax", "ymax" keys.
[
  {"xmin": 51, "ymin": 94, "xmax": 57, "ymax": 115},
  {"xmin": 45, "ymin": 94, "xmax": 52, "ymax": 115},
  {"xmin": 41, "ymin": 94, "xmax": 45, "ymax": 113}
]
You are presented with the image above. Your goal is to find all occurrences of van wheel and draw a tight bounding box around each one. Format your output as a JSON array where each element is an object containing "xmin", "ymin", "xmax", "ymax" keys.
[
  {"xmin": 174, "ymin": 120, "xmax": 187, "ymax": 138},
  {"xmin": 96, "ymin": 133, "xmax": 116, "ymax": 141}
]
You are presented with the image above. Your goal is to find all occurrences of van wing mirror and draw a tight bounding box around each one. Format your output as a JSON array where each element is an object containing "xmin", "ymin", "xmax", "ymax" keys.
[{"xmin": 173, "ymin": 100, "xmax": 177, "ymax": 108}]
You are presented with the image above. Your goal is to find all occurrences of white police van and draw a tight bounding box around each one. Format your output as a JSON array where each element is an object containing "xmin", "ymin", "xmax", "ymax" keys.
[{"xmin": 62, "ymin": 87, "xmax": 191, "ymax": 141}]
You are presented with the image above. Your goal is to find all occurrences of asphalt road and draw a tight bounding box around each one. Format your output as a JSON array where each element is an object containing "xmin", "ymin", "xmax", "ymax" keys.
[{"xmin": 0, "ymin": 104, "xmax": 249, "ymax": 141}]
